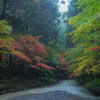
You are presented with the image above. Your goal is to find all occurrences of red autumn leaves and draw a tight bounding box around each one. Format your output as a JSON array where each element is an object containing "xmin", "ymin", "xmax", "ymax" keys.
[
  {"xmin": 12, "ymin": 35, "xmax": 54, "ymax": 70},
  {"xmin": 60, "ymin": 57, "xmax": 75, "ymax": 78},
  {"xmin": 12, "ymin": 51, "xmax": 32, "ymax": 63},
  {"xmin": 0, "ymin": 35, "xmax": 55, "ymax": 70},
  {"xmin": 59, "ymin": 57, "xmax": 70, "ymax": 71}
]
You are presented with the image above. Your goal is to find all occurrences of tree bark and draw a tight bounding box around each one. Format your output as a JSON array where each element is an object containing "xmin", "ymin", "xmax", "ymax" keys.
[
  {"xmin": 8, "ymin": 54, "xmax": 12, "ymax": 79},
  {"xmin": 0, "ymin": 0, "xmax": 7, "ymax": 79},
  {"xmin": 1, "ymin": 0, "xmax": 7, "ymax": 20}
]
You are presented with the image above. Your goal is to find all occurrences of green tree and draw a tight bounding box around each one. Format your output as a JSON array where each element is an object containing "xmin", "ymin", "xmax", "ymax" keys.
[
  {"xmin": 0, "ymin": 0, "xmax": 60, "ymax": 44},
  {"xmin": 66, "ymin": 0, "xmax": 100, "ymax": 76},
  {"xmin": 65, "ymin": 0, "xmax": 81, "ymax": 48},
  {"xmin": 0, "ymin": 20, "xmax": 12, "ymax": 78}
]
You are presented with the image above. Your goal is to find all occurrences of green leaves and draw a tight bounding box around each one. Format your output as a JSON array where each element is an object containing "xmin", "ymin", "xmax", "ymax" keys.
[
  {"xmin": 0, "ymin": 20, "xmax": 12, "ymax": 35},
  {"xmin": 66, "ymin": 0, "xmax": 100, "ymax": 77},
  {"xmin": 68, "ymin": 0, "xmax": 100, "ymax": 47}
]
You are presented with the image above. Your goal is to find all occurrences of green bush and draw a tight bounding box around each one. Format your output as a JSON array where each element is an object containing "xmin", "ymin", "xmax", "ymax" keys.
[{"xmin": 86, "ymin": 78, "xmax": 100, "ymax": 89}]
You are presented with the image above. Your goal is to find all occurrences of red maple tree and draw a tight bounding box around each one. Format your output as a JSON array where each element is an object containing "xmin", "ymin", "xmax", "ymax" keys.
[{"xmin": 13, "ymin": 35, "xmax": 54, "ymax": 70}]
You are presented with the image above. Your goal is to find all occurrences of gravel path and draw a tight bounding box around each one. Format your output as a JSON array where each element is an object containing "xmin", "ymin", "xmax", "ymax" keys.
[
  {"xmin": 9, "ymin": 91, "xmax": 98, "ymax": 100},
  {"xmin": 0, "ymin": 80, "xmax": 100, "ymax": 100}
]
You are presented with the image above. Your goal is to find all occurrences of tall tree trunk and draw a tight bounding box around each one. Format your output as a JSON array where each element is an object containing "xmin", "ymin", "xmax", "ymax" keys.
[
  {"xmin": 40, "ymin": 67, "xmax": 43, "ymax": 81},
  {"xmin": 1, "ymin": 0, "xmax": 7, "ymax": 20},
  {"xmin": 8, "ymin": 54, "xmax": 12, "ymax": 79},
  {"xmin": 24, "ymin": 62, "xmax": 29, "ymax": 78},
  {"xmin": 0, "ymin": 0, "xmax": 7, "ymax": 79}
]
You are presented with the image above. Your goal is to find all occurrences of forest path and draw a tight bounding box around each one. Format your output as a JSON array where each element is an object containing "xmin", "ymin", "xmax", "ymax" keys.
[{"xmin": 0, "ymin": 80, "xmax": 100, "ymax": 100}]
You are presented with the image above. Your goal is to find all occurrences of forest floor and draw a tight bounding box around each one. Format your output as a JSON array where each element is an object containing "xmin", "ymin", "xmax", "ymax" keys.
[
  {"xmin": 0, "ymin": 79, "xmax": 100, "ymax": 97},
  {"xmin": 0, "ymin": 79, "xmax": 57, "ymax": 95},
  {"xmin": 0, "ymin": 78, "xmax": 100, "ymax": 100}
]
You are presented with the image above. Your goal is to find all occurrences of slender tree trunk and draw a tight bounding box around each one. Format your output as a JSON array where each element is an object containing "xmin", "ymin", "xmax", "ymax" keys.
[
  {"xmin": 24, "ymin": 61, "xmax": 29, "ymax": 78},
  {"xmin": 1, "ymin": 0, "xmax": 7, "ymax": 20},
  {"xmin": 8, "ymin": 54, "xmax": 12, "ymax": 79},
  {"xmin": 0, "ymin": 0, "xmax": 7, "ymax": 79},
  {"xmin": 40, "ymin": 67, "xmax": 43, "ymax": 81},
  {"xmin": 14, "ymin": 1, "xmax": 18, "ymax": 19}
]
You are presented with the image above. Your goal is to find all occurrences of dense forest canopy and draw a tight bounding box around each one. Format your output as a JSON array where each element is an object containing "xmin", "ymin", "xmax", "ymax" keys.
[
  {"xmin": 0, "ymin": 0, "xmax": 60, "ymax": 44},
  {"xmin": 0, "ymin": 0, "xmax": 100, "ymax": 96}
]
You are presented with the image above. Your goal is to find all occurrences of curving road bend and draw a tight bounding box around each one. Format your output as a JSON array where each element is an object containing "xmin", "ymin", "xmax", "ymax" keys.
[{"xmin": 0, "ymin": 80, "xmax": 100, "ymax": 100}]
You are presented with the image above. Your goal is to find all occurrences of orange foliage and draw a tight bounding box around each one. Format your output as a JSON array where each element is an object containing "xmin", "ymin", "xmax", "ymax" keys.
[
  {"xmin": 11, "ymin": 42, "xmax": 22, "ymax": 50},
  {"xmin": 35, "ymin": 56, "xmax": 46, "ymax": 63},
  {"xmin": 0, "ymin": 35, "xmax": 55, "ymax": 70},
  {"xmin": 11, "ymin": 51, "xmax": 32, "ymax": 63},
  {"xmin": 14, "ymin": 35, "xmax": 54, "ymax": 70},
  {"xmin": 89, "ymin": 46, "xmax": 100, "ymax": 51},
  {"xmin": 36, "ymin": 62, "xmax": 55, "ymax": 70},
  {"xmin": 59, "ymin": 57, "xmax": 70, "ymax": 70}
]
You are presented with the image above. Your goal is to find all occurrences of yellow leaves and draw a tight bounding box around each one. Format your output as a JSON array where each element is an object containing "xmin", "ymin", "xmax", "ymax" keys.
[
  {"xmin": 0, "ymin": 20, "xmax": 12, "ymax": 35},
  {"xmin": 68, "ymin": 17, "xmax": 73, "ymax": 25},
  {"xmin": 3, "ymin": 41, "xmax": 32, "ymax": 63},
  {"xmin": 74, "ymin": 54, "xmax": 100, "ymax": 76},
  {"xmin": 0, "ymin": 39, "xmax": 15, "ymax": 52},
  {"xmin": 0, "ymin": 51, "xmax": 8, "ymax": 54},
  {"xmin": 91, "ymin": 65, "xmax": 100, "ymax": 73},
  {"xmin": 66, "ymin": 46, "xmax": 100, "ymax": 77},
  {"xmin": 68, "ymin": 16, "xmax": 80, "ymax": 26},
  {"xmin": 0, "ymin": 34, "xmax": 32, "ymax": 63},
  {"xmin": 79, "ymin": 58, "xmax": 90, "ymax": 66},
  {"xmin": 84, "ymin": 64, "xmax": 100, "ymax": 75},
  {"xmin": 74, "ymin": 59, "xmax": 88, "ymax": 76},
  {"xmin": 66, "ymin": 0, "xmax": 100, "ymax": 77},
  {"xmin": 76, "ymin": 56, "xmax": 86, "ymax": 62},
  {"xmin": 57, "ymin": 53, "xmax": 62, "ymax": 58}
]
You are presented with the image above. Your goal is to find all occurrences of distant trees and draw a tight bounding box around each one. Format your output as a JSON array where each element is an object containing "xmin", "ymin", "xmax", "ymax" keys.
[
  {"xmin": 0, "ymin": 0, "xmax": 60, "ymax": 44},
  {"xmin": 0, "ymin": 0, "xmax": 70, "ymax": 80},
  {"xmin": 65, "ymin": 0, "xmax": 80, "ymax": 48},
  {"xmin": 1, "ymin": 0, "xmax": 7, "ymax": 19}
]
